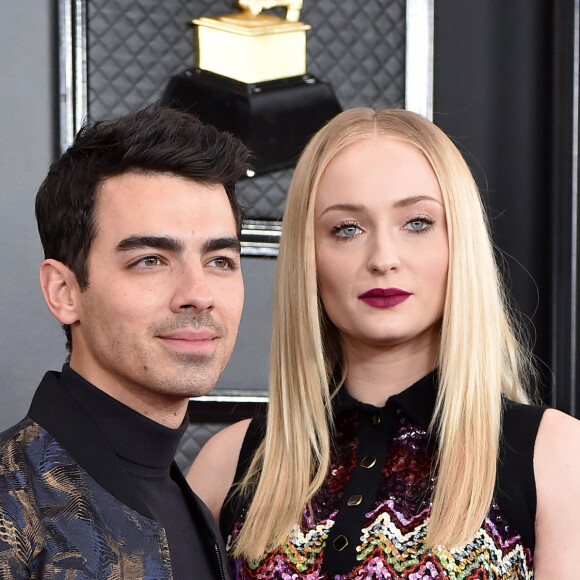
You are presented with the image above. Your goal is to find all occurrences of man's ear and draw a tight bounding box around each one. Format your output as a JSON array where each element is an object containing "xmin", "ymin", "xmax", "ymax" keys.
[{"xmin": 39, "ymin": 259, "xmax": 82, "ymax": 324}]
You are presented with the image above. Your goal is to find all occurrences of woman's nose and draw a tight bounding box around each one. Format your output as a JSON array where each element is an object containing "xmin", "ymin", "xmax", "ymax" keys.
[{"xmin": 366, "ymin": 232, "xmax": 401, "ymax": 274}]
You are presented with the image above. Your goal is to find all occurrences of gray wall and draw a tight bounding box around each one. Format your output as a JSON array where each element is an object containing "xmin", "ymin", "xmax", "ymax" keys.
[
  {"xmin": 0, "ymin": 1, "xmax": 68, "ymax": 430},
  {"xmin": 0, "ymin": 2, "xmax": 276, "ymax": 431}
]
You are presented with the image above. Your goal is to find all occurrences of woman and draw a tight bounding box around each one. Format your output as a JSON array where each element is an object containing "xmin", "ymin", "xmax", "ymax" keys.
[{"xmin": 188, "ymin": 108, "xmax": 580, "ymax": 578}]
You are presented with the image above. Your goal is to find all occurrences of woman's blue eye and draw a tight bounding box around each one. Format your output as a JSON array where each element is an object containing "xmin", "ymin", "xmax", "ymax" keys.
[
  {"xmin": 332, "ymin": 223, "xmax": 362, "ymax": 238},
  {"xmin": 405, "ymin": 217, "xmax": 434, "ymax": 232}
]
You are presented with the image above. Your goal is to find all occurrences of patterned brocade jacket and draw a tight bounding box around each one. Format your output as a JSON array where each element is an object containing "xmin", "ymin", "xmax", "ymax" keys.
[
  {"xmin": 0, "ymin": 371, "xmax": 228, "ymax": 580},
  {"xmin": 221, "ymin": 373, "xmax": 546, "ymax": 579}
]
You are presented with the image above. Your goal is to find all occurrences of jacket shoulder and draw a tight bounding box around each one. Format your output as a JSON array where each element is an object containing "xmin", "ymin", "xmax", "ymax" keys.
[{"xmin": 0, "ymin": 417, "xmax": 49, "ymax": 480}]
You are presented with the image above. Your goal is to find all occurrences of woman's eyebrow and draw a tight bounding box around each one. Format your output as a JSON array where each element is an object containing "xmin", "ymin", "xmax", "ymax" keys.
[
  {"xmin": 318, "ymin": 203, "xmax": 364, "ymax": 217},
  {"xmin": 318, "ymin": 196, "xmax": 443, "ymax": 218},
  {"xmin": 393, "ymin": 195, "xmax": 443, "ymax": 208}
]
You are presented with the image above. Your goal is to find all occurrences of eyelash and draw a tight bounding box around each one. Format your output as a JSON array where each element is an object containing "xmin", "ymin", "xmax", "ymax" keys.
[
  {"xmin": 330, "ymin": 221, "xmax": 363, "ymax": 239},
  {"xmin": 210, "ymin": 256, "xmax": 238, "ymax": 270},
  {"xmin": 404, "ymin": 215, "xmax": 435, "ymax": 234},
  {"xmin": 129, "ymin": 255, "xmax": 238, "ymax": 271},
  {"xmin": 132, "ymin": 255, "xmax": 165, "ymax": 268},
  {"xmin": 330, "ymin": 215, "xmax": 436, "ymax": 239}
]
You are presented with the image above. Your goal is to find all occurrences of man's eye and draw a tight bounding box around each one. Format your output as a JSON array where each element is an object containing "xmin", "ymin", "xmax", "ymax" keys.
[
  {"xmin": 140, "ymin": 256, "xmax": 161, "ymax": 267},
  {"xmin": 211, "ymin": 257, "xmax": 235, "ymax": 269}
]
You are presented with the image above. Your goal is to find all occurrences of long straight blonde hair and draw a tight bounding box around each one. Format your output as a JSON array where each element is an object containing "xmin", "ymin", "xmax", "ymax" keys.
[{"xmin": 233, "ymin": 108, "xmax": 534, "ymax": 559}]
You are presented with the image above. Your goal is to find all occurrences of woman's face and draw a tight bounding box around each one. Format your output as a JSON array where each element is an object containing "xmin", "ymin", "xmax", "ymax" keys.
[{"xmin": 314, "ymin": 136, "xmax": 449, "ymax": 354}]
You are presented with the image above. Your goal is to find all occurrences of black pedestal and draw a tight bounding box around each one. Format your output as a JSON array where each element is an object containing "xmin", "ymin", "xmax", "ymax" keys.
[{"xmin": 163, "ymin": 69, "xmax": 342, "ymax": 175}]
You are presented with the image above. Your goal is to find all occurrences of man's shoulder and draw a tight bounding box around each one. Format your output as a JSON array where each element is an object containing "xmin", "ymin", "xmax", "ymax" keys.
[
  {"xmin": 0, "ymin": 417, "xmax": 62, "ymax": 484},
  {"xmin": 0, "ymin": 416, "xmax": 33, "ymax": 441},
  {"xmin": 0, "ymin": 416, "xmax": 46, "ymax": 457},
  {"xmin": 0, "ymin": 417, "xmax": 50, "ymax": 562}
]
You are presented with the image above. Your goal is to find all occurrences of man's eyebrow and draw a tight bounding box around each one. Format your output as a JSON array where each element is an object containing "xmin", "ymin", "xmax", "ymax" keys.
[
  {"xmin": 115, "ymin": 235, "xmax": 241, "ymax": 255},
  {"xmin": 202, "ymin": 236, "xmax": 241, "ymax": 255},
  {"xmin": 116, "ymin": 235, "xmax": 184, "ymax": 253}
]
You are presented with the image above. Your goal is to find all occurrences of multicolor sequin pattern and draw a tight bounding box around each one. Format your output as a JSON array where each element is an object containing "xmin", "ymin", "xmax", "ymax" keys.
[{"xmin": 226, "ymin": 408, "xmax": 533, "ymax": 579}]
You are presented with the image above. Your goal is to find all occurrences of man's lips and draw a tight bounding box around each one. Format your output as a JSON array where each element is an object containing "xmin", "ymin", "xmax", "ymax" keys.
[
  {"xmin": 358, "ymin": 288, "xmax": 411, "ymax": 308},
  {"xmin": 158, "ymin": 329, "xmax": 217, "ymax": 354}
]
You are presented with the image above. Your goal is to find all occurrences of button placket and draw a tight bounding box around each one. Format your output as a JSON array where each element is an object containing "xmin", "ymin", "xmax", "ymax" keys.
[{"xmin": 323, "ymin": 407, "xmax": 391, "ymax": 575}]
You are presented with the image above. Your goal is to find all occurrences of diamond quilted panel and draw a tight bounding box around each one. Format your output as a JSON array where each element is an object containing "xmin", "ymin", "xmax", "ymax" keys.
[
  {"xmin": 175, "ymin": 421, "xmax": 230, "ymax": 473},
  {"xmin": 238, "ymin": 169, "xmax": 293, "ymax": 221},
  {"xmin": 86, "ymin": 0, "xmax": 405, "ymax": 219}
]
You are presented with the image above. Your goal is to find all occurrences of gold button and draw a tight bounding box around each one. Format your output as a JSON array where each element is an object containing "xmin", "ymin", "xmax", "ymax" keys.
[
  {"xmin": 347, "ymin": 494, "xmax": 363, "ymax": 506},
  {"xmin": 360, "ymin": 456, "xmax": 377, "ymax": 469},
  {"xmin": 372, "ymin": 414, "xmax": 381, "ymax": 426},
  {"xmin": 333, "ymin": 534, "xmax": 349, "ymax": 551}
]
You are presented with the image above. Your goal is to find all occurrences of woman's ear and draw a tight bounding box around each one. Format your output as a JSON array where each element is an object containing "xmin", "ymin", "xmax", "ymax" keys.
[{"xmin": 39, "ymin": 259, "xmax": 82, "ymax": 324}]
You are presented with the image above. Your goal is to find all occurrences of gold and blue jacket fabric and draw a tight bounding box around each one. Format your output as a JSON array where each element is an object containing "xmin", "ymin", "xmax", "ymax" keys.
[{"xmin": 0, "ymin": 370, "xmax": 228, "ymax": 579}]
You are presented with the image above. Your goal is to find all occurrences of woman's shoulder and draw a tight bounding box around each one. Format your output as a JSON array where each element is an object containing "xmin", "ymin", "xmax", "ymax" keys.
[
  {"xmin": 533, "ymin": 408, "xmax": 580, "ymax": 574},
  {"xmin": 218, "ymin": 416, "xmax": 268, "ymax": 535},
  {"xmin": 187, "ymin": 418, "xmax": 254, "ymax": 522},
  {"xmin": 534, "ymin": 407, "xmax": 580, "ymax": 491},
  {"xmin": 501, "ymin": 401, "xmax": 580, "ymax": 466}
]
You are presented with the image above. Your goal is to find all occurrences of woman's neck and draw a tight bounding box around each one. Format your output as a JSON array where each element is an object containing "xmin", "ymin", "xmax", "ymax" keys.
[{"xmin": 341, "ymin": 335, "xmax": 439, "ymax": 406}]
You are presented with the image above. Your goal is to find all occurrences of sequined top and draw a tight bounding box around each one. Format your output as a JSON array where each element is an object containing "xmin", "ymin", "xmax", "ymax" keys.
[{"xmin": 221, "ymin": 372, "xmax": 546, "ymax": 579}]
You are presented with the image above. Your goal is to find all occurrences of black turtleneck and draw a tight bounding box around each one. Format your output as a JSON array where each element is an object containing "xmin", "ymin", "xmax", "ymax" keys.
[{"xmin": 60, "ymin": 365, "xmax": 214, "ymax": 580}]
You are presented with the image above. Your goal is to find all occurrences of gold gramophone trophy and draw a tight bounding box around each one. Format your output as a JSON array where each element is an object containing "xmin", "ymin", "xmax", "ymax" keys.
[{"xmin": 163, "ymin": 1, "xmax": 341, "ymax": 175}]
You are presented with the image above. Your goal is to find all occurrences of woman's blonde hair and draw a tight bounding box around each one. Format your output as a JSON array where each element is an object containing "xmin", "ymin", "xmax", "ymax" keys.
[{"xmin": 233, "ymin": 108, "xmax": 534, "ymax": 559}]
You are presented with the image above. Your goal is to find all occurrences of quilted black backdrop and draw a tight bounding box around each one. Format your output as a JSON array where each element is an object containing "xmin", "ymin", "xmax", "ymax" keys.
[{"xmin": 86, "ymin": 0, "xmax": 406, "ymax": 219}]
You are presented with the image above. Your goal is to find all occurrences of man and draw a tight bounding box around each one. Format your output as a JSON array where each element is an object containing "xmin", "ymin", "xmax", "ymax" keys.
[{"xmin": 0, "ymin": 105, "xmax": 251, "ymax": 578}]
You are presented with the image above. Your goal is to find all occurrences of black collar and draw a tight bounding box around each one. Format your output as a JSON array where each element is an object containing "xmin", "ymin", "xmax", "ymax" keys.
[
  {"xmin": 28, "ymin": 366, "xmax": 189, "ymax": 519},
  {"xmin": 333, "ymin": 370, "xmax": 438, "ymax": 429},
  {"xmin": 60, "ymin": 365, "xmax": 188, "ymax": 471}
]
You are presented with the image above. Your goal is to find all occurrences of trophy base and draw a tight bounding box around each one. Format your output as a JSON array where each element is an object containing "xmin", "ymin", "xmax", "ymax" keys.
[{"xmin": 163, "ymin": 69, "xmax": 342, "ymax": 175}]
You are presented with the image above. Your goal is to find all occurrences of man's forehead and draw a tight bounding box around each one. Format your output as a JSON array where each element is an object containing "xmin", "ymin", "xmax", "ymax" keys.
[{"xmin": 92, "ymin": 172, "xmax": 237, "ymax": 245}]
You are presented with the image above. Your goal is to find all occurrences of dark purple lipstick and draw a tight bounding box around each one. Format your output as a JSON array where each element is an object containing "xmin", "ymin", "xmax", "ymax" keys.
[{"xmin": 358, "ymin": 287, "xmax": 411, "ymax": 308}]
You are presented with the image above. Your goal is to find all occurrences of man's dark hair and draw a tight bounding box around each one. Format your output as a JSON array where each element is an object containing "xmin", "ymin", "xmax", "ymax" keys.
[{"xmin": 35, "ymin": 104, "xmax": 252, "ymax": 352}]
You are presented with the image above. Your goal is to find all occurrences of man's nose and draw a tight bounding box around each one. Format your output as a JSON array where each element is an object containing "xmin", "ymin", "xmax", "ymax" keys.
[{"xmin": 169, "ymin": 264, "xmax": 214, "ymax": 313}]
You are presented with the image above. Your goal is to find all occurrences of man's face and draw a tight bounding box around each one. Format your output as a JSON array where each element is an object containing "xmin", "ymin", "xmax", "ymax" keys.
[{"xmin": 68, "ymin": 171, "xmax": 244, "ymax": 421}]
